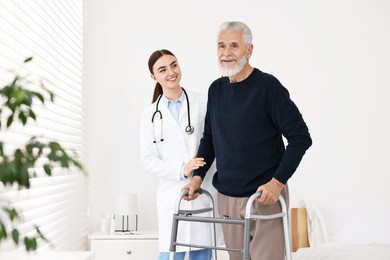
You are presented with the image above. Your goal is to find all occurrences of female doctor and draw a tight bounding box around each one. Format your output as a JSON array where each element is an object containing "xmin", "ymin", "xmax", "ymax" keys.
[{"xmin": 140, "ymin": 49, "xmax": 220, "ymax": 260}]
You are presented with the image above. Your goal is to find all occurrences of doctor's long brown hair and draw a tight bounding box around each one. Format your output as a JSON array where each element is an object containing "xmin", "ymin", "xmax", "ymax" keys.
[{"xmin": 148, "ymin": 49, "xmax": 176, "ymax": 103}]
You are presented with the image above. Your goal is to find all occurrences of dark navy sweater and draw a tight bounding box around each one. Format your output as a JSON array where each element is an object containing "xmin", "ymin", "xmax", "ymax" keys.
[{"xmin": 194, "ymin": 68, "xmax": 312, "ymax": 197}]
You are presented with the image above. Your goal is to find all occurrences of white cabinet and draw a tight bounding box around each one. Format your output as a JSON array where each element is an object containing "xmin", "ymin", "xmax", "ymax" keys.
[
  {"xmin": 89, "ymin": 231, "xmax": 159, "ymax": 260},
  {"xmin": 0, "ymin": 252, "xmax": 92, "ymax": 260}
]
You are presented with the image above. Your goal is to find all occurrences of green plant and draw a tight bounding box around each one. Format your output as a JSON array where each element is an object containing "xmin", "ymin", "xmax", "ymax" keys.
[{"xmin": 0, "ymin": 57, "xmax": 85, "ymax": 251}]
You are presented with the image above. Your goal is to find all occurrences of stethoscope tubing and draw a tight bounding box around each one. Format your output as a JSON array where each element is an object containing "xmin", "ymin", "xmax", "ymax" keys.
[{"xmin": 151, "ymin": 87, "xmax": 194, "ymax": 143}]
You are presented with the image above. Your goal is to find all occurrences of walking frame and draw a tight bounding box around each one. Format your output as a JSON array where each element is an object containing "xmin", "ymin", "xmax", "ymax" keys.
[{"xmin": 169, "ymin": 188, "xmax": 292, "ymax": 260}]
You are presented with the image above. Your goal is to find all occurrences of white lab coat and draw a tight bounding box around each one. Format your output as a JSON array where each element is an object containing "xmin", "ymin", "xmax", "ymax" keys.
[{"xmin": 140, "ymin": 90, "xmax": 221, "ymax": 252}]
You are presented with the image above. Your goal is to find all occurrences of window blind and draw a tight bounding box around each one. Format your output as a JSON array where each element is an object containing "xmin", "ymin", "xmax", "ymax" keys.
[{"xmin": 0, "ymin": 0, "xmax": 87, "ymax": 251}]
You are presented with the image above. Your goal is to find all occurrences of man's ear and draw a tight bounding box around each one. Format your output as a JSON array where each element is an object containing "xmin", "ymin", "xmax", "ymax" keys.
[{"xmin": 247, "ymin": 43, "xmax": 253, "ymax": 59}]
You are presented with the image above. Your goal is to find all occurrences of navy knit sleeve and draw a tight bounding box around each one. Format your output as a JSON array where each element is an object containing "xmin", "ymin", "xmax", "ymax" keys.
[
  {"xmin": 265, "ymin": 76, "xmax": 312, "ymax": 184},
  {"xmin": 193, "ymin": 86, "xmax": 216, "ymax": 180}
]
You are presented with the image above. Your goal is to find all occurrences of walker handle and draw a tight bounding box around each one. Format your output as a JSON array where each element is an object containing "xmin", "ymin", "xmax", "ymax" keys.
[
  {"xmin": 174, "ymin": 188, "xmax": 208, "ymax": 214},
  {"xmin": 245, "ymin": 191, "xmax": 288, "ymax": 218},
  {"xmin": 181, "ymin": 188, "xmax": 204, "ymax": 197},
  {"xmin": 243, "ymin": 191, "xmax": 291, "ymax": 260}
]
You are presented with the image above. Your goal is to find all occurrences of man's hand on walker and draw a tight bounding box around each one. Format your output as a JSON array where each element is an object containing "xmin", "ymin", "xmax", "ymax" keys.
[
  {"xmin": 257, "ymin": 178, "xmax": 284, "ymax": 205},
  {"xmin": 182, "ymin": 176, "xmax": 203, "ymax": 201}
]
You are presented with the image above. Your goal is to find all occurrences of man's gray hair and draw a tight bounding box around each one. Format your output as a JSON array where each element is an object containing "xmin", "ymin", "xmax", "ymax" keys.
[{"xmin": 217, "ymin": 21, "xmax": 253, "ymax": 45}]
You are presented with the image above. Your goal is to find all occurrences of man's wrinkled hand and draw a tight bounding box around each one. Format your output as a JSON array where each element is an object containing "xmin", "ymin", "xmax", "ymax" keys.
[
  {"xmin": 182, "ymin": 176, "xmax": 203, "ymax": 201},
  {"xmin": 257, "ymin": 178, "xmax": 284, "ymax": 205}
]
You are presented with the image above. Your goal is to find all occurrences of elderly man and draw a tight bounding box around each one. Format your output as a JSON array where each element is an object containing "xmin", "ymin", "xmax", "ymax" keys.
[{"xmin": 183, "ymin": 21, "xmax": 312, "ymax": 260}]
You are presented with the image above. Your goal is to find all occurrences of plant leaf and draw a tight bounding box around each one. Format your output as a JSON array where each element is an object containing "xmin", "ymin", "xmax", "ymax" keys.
[
  {"xmin": 11, "ymin": 229, "xmax": 19, "ymax": 245},
  {"xmin": 31, "ymin": 91, "xmax": 44, "ymax": 103},
  {"xmin": 6, "ymin": 115, "xmax": 14, "ymax": 128},
  {"xmin": 28, "ymin": 109, "xmax": 36, "ymax": 120},
  {"xmin": 24, "ymin": 57, "xmax": 33, "ymax": 63},
  {"xmin": 6, "ymin": 208, "xmax": 19, "ymax": 221},
  {"xmin": 0, "ymin": 223, "xmax": 7, "ymax": 241},
  {"xmin": 18, "ymin": 112, "xmax": 27, "ymax": 125},
  {"xmin": 24, "ymin": 237, "xmax": 38, "ymax": 251},
  {"xmin": 43, "ymin": 164, "xmax": 52, "ymax": 176}
]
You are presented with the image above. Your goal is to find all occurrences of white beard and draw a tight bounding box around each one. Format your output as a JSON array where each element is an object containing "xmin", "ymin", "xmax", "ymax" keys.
[{"xmin": 218, "ymin": 56, "xmax": 247, "ymax": 77}]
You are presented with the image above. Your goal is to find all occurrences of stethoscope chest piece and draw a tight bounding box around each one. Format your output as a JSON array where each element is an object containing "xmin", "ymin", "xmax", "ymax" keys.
[{"xmin": 185, "ymin": 125, "xmax": 194, "ymax": 135}]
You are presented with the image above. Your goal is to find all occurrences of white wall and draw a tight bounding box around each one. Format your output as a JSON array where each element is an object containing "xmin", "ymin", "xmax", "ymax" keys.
[{"xmin": 85, "ymin": 0, "xmax": 390, "ymax": 232}]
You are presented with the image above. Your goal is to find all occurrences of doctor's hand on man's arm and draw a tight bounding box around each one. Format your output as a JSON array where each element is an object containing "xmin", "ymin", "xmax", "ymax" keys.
[
  {"xmin": 184, "ymin": 153, "xmax": 206, "ymax": 178},
  {"xmin": 182, "ymin": 176, "xmax": 203, "ymax": 201}
]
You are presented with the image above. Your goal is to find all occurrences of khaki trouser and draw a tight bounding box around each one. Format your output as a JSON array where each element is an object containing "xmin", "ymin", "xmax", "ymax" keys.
[{"xmin": 217, "ymin": 186, "xmax": 289, "ymax": 260}]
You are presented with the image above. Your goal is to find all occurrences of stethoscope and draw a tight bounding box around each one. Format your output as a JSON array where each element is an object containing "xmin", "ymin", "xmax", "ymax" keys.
[{"xmin": 151, "ymin": 87, "xmax": 194, "ymax": 143}]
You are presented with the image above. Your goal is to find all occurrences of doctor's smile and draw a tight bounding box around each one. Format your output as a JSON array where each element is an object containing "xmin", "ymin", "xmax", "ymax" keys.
[{"xmin": 167, "ymin": 76, "xmax": 178, "ymax": 82}]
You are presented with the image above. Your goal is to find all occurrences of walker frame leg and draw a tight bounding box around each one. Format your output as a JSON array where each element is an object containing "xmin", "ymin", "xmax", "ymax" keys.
[{"xmin": 169, "ymin": 189, "xmax": 292, "ymax": 260}]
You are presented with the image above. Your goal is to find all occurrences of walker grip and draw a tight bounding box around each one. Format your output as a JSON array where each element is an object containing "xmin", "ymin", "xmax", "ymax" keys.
[{"xmin": 181, "ymin": 188, "xmax": 204, "ymax": 196}]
